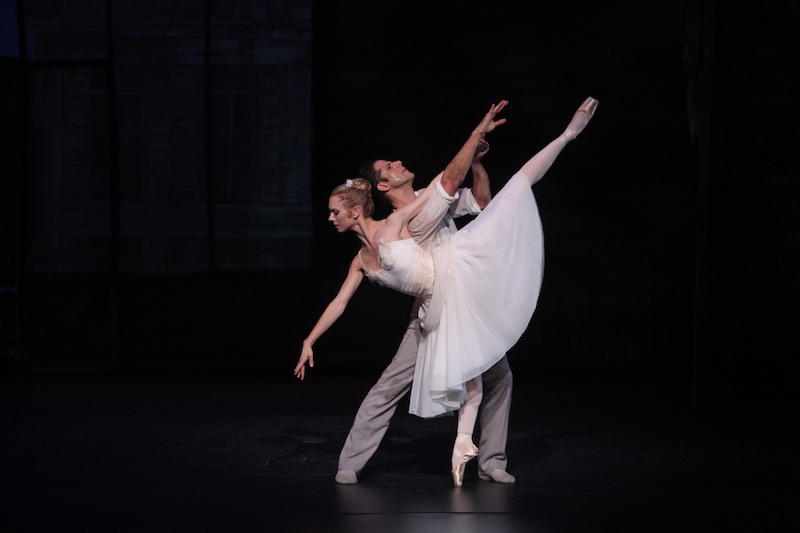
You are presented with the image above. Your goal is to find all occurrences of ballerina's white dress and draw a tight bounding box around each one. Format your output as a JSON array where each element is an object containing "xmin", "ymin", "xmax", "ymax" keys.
[{"xmin": 362, "ymin": 169, "xmax": 544, "ymax": 418}]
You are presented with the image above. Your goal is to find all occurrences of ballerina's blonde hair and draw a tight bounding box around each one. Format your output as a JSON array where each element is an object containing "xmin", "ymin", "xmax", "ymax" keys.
[{"xmin": 330, "ymin": 178, "xmax": 375, "ymax": 217}]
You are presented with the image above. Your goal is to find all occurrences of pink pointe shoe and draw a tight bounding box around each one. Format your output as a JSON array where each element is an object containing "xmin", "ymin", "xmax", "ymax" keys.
[{"xmin": 451, "ymin": 442, "xmax": 479, "ymax": 487}]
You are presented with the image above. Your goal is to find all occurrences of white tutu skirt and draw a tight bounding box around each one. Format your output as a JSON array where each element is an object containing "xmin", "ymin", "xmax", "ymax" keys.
[{"xmin": 409, "ymin": 171, "xmax": 545, "ymax": 418}]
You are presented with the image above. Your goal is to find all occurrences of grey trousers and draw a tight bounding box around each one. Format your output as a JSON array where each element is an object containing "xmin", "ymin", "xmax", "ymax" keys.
[{"xmin": 338, "ymin": 318, "xmax": 513, "ymax": 476}]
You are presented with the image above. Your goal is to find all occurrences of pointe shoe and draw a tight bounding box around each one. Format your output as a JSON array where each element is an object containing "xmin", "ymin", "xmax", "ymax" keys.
[
  {"xmin": 478, "ymin": 469, "xmax": 516, "ymax": 484},
  {"xmin": 563, "ymin": 97, "xmax": 599, "ymax": 142},
  {"xmin": 451, "ymin": 443, "xmax": 479, "ymax": 487}
]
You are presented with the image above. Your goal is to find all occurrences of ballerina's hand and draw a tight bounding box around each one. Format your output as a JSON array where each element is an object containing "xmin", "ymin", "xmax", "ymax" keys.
[
  {"xmin": 563, "ymin": 97, "xmax": 598, "ymax": 142},
  {"xmin": 294, "ymin": 345, "xmax": 315, "ymax": 380},
  {"xmin": 474, "ymin": 100, "xmax": 509, "ymax": 135},
  {"xmin": 473, "ymin": 138, "xmax": 490, "ymax": 162}
]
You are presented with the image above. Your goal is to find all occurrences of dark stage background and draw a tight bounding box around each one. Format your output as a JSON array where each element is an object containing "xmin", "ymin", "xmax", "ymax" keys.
[{"xmin": 1, "ymin": 0, "xmax": 798, "ymax": 404}]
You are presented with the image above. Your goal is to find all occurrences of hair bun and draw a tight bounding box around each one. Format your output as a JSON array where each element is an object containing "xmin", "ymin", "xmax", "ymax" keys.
[
  {"xmin": 350, "ymin": 177, "xmax": 371, "ymax": 192},
  {"xmin": 331, "ymin": 177, "xmax": 375, "ymax": 218}
]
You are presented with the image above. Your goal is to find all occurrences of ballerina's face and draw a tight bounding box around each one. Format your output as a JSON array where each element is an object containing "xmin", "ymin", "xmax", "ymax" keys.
[
  {"xmin": 328, "ymin": 195, "xmax": 357, "ymax": 233},
  {"xmin": 373, "ymin": 159, "xmax": 415, "ymax": 191}
]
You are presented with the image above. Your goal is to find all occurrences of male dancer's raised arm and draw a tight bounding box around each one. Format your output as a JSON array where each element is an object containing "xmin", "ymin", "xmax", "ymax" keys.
[{"xmin": 439, "ymin": 101, "xmax": 507, "ymax": 197}]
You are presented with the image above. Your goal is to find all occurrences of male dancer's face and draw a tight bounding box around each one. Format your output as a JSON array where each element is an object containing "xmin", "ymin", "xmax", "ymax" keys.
[{"xmin": 373, "ymin": 159, "xmax": 415, "ymax": 192}]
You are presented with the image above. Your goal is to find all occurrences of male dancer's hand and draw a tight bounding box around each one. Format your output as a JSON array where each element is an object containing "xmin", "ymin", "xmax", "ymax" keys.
[
  {"xmin": 441, "ymin": 100, "xmax": 507, "ymax": 196},
  {"xmin": 473, "ymin": 100, "xmax": 508, "ymax": 136}
]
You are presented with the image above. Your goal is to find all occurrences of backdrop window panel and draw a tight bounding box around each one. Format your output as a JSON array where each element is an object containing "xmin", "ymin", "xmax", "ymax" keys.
[{"xmin": 21, "ymin": 0, "xmax": 108, "ymax": 62}]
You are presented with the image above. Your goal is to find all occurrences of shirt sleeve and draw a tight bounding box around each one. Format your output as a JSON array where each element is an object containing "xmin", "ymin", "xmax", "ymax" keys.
[
  {"xmin": 451, "ymin": 187, "xmax": 482, "ymax": 218},
  {"xmin": 408, "ymin": 174, "xmax": 458, "ymax": 244}
]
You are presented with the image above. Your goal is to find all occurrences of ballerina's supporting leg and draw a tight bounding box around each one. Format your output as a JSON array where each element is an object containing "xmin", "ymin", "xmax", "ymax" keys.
[
  {"xmin": 451, "ymin": 377, "xmax": 483, "ymax": 487},
  {"xmin": 519, "ymin": 97, "xmax": 598, "ymax": 187}
]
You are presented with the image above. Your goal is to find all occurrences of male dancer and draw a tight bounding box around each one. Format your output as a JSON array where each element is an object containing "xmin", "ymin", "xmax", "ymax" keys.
[{"xmin": 335, "ymin": 120, "xmax": 515, "ymax": 485}]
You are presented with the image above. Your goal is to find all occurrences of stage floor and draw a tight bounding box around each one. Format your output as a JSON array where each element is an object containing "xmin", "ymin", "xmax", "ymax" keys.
[{"xmin": 2, "ymin": 367, "xmax": 797, "ymax": 532}]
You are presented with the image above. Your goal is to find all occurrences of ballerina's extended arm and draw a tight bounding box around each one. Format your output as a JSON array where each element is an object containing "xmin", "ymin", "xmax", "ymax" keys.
[{"xmin": 294, "ymin": 254, "xmax": 365, "ymax": 380}]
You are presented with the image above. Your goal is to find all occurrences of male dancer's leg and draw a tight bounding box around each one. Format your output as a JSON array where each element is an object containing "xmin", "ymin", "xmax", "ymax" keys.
[
  {"xmin": 477, "ymin": 356, "xmax": 514, "ymax": 481},
  {"xmin": 337, "ymin": 319, "xmax": 421, "ymax": 480}
]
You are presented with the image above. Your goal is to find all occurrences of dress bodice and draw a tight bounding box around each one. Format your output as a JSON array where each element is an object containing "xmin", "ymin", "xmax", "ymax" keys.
[{"xmin": 362, "ymin": 239, "xmax": 435, "ymax": 301}]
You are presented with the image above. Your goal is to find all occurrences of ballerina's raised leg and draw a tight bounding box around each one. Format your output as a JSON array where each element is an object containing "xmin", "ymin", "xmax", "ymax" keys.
[{"xmin": 518, "ymin": 97, "xmax": 598, "ymax": 187}]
